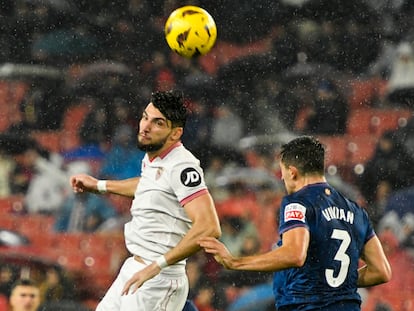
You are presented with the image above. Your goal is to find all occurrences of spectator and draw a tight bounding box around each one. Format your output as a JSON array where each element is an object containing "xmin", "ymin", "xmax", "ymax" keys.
[
  {"xmin": 2, "ymin": 136, "xmax": 68, "ymax": 214},
  {"xmin": 365, "ymin": 180, "xmax": 393, "ymax": 230},
  {"xmin": 192, "ymin": 280, "xmax": 216, "ymax": 311},
  {"xmin": 8, "ymin": 279, "xmax": 41, "ymax": 311},
  {"xmin": 99, "ymin": 124, "xmax": 145, "ymax": 180},
  {"xmin": 385, "ymin": 41, "xmax": 414, "ymax": 107},
  {"xmin": 357, "ymin": 130, "xmax": 414, "ymax": 204},
  {"xmin": 303, "ymin": 79, "xmax": 348, "ymax": 135},
  {"xmin": 210, "ymin": 104, "xmax": 244, "ymax": 151},
  {"xmin": 0, "ymin": 151, "xmax": 14, "ymax": 198},
  {"xmin": 181, "ymin": 97, "xmax": 213, "ymax": 162},
  {"xmin": 38, "ymin": 266, "xmax": 65, "ymax": 305},
  {"xmin": 54, "ymin": 192, "xmax": 118, "ymax": 233},
  {"xmin": 62, "ymin": 105, "xmax": 110, "ymax": 162},
  {"xmin": 252, "ymin": 182, "xmax": 283, "ymax": 252},
  {"xmin": 395, "ymin": 115, "xmax": 414, "ymax": 154},
  {"xmin": 378, "ymin": 185, "xmax": 414, "ymax": 244},
  {"xmin": 219, "ymin": 216, "xmax": 258, "ymax": 257},
  {"xmin": 0, "ymin": 265, "xmax": 16, "ymax": 298}
]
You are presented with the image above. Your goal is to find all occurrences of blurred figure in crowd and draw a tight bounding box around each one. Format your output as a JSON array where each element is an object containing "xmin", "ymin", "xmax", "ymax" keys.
[
  {"xmin": 303, "ymin": 79, "xmax": 348, "ymax": 135},
  {"xmin": 357, "ymin": 130, "xmax": 414, "ymax": 205},
  {"xmin": 386, "ymin": 41, "xmax": 414, "ymax": 107},
  {"xmin": 8, "ymin": 279, "xmax": 40, "ymax": 311}
]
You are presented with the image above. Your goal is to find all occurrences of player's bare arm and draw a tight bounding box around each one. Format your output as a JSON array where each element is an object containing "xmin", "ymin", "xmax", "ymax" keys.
[
  {"xmin": 70, "ymin": 173, "xmax": 139, "ymax": 198},
  {"xmin": 169, "ymin": 192, "xmax": 221, "ymax": 262},
  {"xmin": 121, "ymin": 192, "xmax": 221, "ymax": 295},
  {"xmin": 357, "ymin": 235, "xmax": 392, "ymax": 287},
  {"xmin": 199, "ymin": 226, "xmax": 309, "ymax": 272}
]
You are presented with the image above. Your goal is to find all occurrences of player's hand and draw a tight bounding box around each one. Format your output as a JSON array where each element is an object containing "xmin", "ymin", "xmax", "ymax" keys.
[
  {"xmin": 70, "ymin": 174, "xmax": 99, "ymax": 193},
  {"xmin": 198, "ymin": 237, "xmax": 234, "ymax": 269},
  {"xmin": 121, "ymin": 263, "xmax": 161, "ymax": 295}
]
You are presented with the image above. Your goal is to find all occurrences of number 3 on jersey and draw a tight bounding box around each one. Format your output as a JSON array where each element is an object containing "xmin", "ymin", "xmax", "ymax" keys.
[{"xmin": 325, "ymin": 229, "xmax": 351, "ymax": 288}]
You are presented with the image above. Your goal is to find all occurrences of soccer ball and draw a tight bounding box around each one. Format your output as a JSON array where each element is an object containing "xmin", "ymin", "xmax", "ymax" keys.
[{"xmin": 164, "ymin": 6, "xmax": 217, "ymax": 58}]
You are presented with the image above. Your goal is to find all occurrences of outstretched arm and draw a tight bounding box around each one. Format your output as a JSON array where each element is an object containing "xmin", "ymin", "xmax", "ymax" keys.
[
  {"xmin": 70, "ymin": 173, "xmax": 139, "ymax": 198},
  {"xmin": 199, "ymin": 226, "xmax": 309, "ymax": 272}
]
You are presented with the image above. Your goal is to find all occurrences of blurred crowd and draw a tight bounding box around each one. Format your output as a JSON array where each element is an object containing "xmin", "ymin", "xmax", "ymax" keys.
[{"xmin": 1, "ymin": 0, "xmax": 414, "ymax": 310}]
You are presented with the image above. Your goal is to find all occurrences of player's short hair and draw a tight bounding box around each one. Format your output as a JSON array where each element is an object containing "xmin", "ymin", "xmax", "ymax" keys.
[
  {"xmin": 10, "ymin": 279, "xmax": 38, "ymax": 295},
  {"xmin": 280, "ymin": 136, "xmax": 325, "ymax": 175},
  {"xmin": 151, "ymin": 91, "xmax": 188, "ymax": 128}
]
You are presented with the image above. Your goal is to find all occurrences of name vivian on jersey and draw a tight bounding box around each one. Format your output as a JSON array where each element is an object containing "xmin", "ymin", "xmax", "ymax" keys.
[{"xmin": 284, "ymin": 202, "xmax": 355, "ymax": 225}]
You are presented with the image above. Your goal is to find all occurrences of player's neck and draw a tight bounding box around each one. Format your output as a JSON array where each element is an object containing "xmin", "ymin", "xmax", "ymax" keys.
[
  {"xmin": 147, "ymin": 140, "xmax": 181, "ymax": 160},
  {"xmin": 296, "ymin": 175, "xmax": 326, "ymax": 192}
]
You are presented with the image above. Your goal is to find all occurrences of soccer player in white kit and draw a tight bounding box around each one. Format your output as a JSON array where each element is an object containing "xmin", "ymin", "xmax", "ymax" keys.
[{"xmin": 70, "ymin": 91, "xmax": 221, "ymax": 311}]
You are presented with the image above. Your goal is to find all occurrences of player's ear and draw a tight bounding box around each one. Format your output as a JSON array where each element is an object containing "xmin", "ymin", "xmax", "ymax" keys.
[
  {"xmin": 170, "ymin": 127, "xmax": 183, "ymax": 140},
  {"xmin": 289, "ymin": 166, "xmax": 298, "ymax": 180}
]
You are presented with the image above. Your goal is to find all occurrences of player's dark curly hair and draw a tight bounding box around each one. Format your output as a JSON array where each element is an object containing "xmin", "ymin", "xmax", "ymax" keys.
[
  {"xmin": 151, "ymin": 90, "xmax": 188, "ymax": 128},
  {"xmin": 280, "ymin": 136, "xmax": 325, "ymax": 175}
]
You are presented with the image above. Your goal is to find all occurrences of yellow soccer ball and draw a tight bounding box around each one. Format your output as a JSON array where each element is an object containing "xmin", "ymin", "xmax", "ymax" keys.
[{"xmin": 164, "ymin": 6, "xmax": 217, "ymax": 58}]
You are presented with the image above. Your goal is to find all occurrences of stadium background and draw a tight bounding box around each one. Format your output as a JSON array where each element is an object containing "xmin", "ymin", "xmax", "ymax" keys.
[{"xmin": 1, "ymin": 1, "xmax": 414, "ymax": 310}]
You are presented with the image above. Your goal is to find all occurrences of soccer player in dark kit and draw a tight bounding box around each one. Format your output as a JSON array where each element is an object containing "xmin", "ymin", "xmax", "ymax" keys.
[{"xmin": 199, "ymin": 136, "xmax": 391, "ymax": 311}]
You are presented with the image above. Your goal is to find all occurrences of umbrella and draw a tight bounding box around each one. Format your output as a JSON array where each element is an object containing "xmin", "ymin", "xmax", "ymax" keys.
[
  {"xmin": 0, "ymin": 63, "xmax": 62, "ymax": 80},
  {"xmin": 74, "ymin": 61, "xmax": 132, "ymax": 81},
  {"xmin": 0, "ymin": 229, "xmax": 30, "ymax": 247},
  {"xmin": 215, "ymin": 167, "xmax": 281, "ymax": 189}
]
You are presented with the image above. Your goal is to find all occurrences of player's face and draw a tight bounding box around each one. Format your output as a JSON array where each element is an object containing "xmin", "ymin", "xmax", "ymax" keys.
[
  {"xmin": 137, "ymin": 103, "xmax": 174, "ymax": 153},
  {"xmin": 9, "ymin": 285, "xmax": 40, "ymax": 311},
  {"xmin": 279, "ymin": 160, "xmax": 295, "ymax": 195}
]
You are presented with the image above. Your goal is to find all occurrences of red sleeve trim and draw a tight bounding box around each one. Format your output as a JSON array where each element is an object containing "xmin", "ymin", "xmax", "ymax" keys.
[{"xmin": 180, "ymin": 189, "xmax": 209, "ymax": 206}]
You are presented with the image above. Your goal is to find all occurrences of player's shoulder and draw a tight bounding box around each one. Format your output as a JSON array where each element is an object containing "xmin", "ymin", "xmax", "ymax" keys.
[{"xmin": 163, "ymin": 144, "xmax": 201, "ymax": 167}]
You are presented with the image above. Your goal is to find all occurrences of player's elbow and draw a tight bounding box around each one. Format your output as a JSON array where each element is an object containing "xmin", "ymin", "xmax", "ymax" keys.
[
  {"xmin": 291, "ymin": 254, "xmax": 306, "ymax": 268},
  {"xmin": 205, "ymin": 217, "xmax": 221, "ymax": 239},
  {"xmin": 380, "ymin": 264, "xmax": 392, "ymax": 283},
  {"xmin": 375, "ymin": 257, "xmax": 392, "ymax": 284},
  {"xmin": 209, "ymin": 224, "xmax": 221, "ymax": 239},
  {"xmin": 289, "ymin": 249, "xmax": 307, "ymax": 268}
]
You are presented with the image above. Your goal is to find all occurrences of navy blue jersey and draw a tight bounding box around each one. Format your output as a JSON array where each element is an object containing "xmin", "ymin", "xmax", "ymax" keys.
[{"xmin": 273, "ymin": 182, "xmax": 375, "ymax": 310}]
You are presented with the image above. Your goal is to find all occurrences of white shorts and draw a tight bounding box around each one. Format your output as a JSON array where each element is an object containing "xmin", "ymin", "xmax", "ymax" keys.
[{"xmin": 96, "ymin": 257, "xmax": 189, "ymax": 311}]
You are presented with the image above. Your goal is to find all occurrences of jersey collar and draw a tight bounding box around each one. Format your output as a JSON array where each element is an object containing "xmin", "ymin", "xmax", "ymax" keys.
[{"xmin": 150, "ymin": 141, "xmax": 182, "ymax": 161}]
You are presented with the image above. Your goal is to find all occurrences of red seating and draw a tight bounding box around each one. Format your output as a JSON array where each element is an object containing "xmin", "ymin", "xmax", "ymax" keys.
[
  {"xmin": 12, "ymin": 214, "xmax": 55, "ymax": 246},
  {"xmin": 347, "ymin": 108, "xmax": 374, "ymax": 136},
  {"xmin": 60, "ymin": 103, "xmax": 92, "ymax": 151},
  {"xmin": 61, "ymin": 103, "xmax": 91, "ymax": 132},
  {"xmin": 347, "ymin": 78, "xmax": 387, "ymax": 110},
  {"xmin": 316, "ymin": 134, "xmax": 379, "ymax": 171},
  {"xmin": 0, "ymin": 195, "xmax": 25, "ymax": 214},
  {"xmin": 0, "ymin": 81, "xmax": 29, "ymax": 131},
  {"xmin": 0, "ymin": 213, "xmax": 19, "ymax": 231},
  {"xmin": 31, "ymin": 130, "xmax": 62, "ymax": 153},
  {"xmin": 347, "ymin": 108, "xmax": 412, "ymax": 137},
  {"xmin": 317, "ymin": 135, "xmax": 349, "ymax": 167},
  {"xmin": 346, "ymin": 135, "xmax": 378, "ymax": 166},
  {"xmin": 0, "ymin": 294, "xmax": 8, "ymax": 311}
]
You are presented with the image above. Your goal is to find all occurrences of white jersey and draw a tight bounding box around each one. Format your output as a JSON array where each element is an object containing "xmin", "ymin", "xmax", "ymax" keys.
[{"xmin": 124, "ymin": 142, "xmax": 208, "ymax": 274}]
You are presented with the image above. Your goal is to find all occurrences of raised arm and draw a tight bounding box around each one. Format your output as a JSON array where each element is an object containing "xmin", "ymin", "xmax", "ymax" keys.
[
  {"xmin": 121, "ymin": 191, "xmax": 221, "ymax": 294},
  {"xmin": 357, "ymin": 235, "xmax": 392, "ymax": 287},
  {"xmin": 70, "ymin": 173, "xmax": 139, "ymax": 198}
]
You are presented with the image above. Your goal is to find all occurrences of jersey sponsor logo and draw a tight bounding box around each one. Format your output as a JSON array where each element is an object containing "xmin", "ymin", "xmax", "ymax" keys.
[
  {"xmin": 284, "ymin": 203, "xmax": 306, "ymax": 222},
  {"xmin": 181, "ymin": 168, "xmax": 202, "ymax": 187}
]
